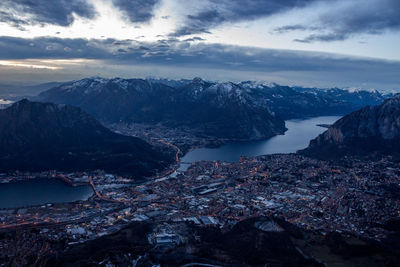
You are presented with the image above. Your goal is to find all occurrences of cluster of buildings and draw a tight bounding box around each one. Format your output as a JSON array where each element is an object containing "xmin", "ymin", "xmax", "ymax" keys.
[
  {"xmin": 109, "ymin": 154, "xmax": 399, "ymax": 241},
  {"xmin": 1, "ymin": 152, "xmax": 399, "ymax": 258},
  {"xmin": 110, "ymin": 122, "xmax": 225, "ymax": 154}
]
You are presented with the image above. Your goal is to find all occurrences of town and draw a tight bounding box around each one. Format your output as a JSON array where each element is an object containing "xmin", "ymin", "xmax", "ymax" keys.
[{"xmin": 1, "ymin": 152, "xmax": 399, "ymax": 262}]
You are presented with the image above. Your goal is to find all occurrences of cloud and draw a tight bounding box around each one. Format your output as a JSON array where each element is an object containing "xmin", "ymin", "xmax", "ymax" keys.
[
  {"xmin": 172, "ymin": 10, "xmax": 223, "ymax": 36},
  {"xmin": 273, "ymin": 25, "xmax": 323, "ymax": 34},
  {"xmin": 0, "ymin": 0, "xmax": 96, "ymax": 27},
  {"xmin": 111, "ymin": 0, "xmax": 160, "ymax": 23},
  {"xmin": 294, "ymin": 33, "xmax": 350, "ymax": 43},
  {"xmin": 273, "ymin": 25, "xmax": 310, "ymax": 34},
  {"xmin": 0, "ymin": 10, "xmax": 28, "ymax": 30},
  {"xmin": 0, "ymin": 37, "xmax": 107, "ymax": 59},
  {"xmin": 172, "ymin": 0, "xmax": 317, "ymax": 36},
  {"xmin": 184, "ymin": 37, "xmax": 206, "ymax": 42},
  {"xmin": 0, "ymin": 36, "xmax": 399, "ymax": 90},
  {"xmin": 279, "ymin": 0, "xmax": 400, "ymax": 42}
]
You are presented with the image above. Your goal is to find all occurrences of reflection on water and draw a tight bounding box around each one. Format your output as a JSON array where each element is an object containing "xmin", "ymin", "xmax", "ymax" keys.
[
  {"xmin": 0, "ymin": 116, "xmax": 341, "ymax": 206},
  {"xmin": 0, "ymin": 178, "xmax": 93, "ymax": 209},
  {"xmin": 180, "ymin": 116, "xmax": 340, "ymax": 166}
]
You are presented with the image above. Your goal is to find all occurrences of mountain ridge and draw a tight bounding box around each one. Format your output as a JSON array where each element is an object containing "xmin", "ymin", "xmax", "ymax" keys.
[
  {"xmin": 38, "ymin": 77, "xmax": 391, "ymax": 140},
  {"xmin": 299, "ymin": 94, "xmax": 400, "ymax": 159},
  {"xmin": 0, "ymin": 99, "xmax": 173, "ymax": 177},
  {"xmin": 39, "ymin": 77, "xmax": 287, "ymax": 140}
]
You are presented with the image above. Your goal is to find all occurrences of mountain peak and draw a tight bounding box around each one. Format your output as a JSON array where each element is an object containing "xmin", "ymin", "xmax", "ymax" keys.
[
  {"xmin": 300, "ymin": 94, "xmax": 400, "ymax": 159},
  {"xmin": 38, "ymin": 77, "xmax": 390, "ymax": 140},
  {"xmin": 191, "ymin": 77, "xmax": 205, "ymax": 84},
  {"xmin": 240, "ymin": 80, "xmax": 278, "ymax": 89},
  {"xmin": 11, "ymin": 98, "xmax": 30, "ymax": 108}
]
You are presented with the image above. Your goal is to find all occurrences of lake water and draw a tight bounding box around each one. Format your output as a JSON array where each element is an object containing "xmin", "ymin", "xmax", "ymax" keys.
[
  {"xmin": 0, "ymin": 116, "xmax": 340, "ymax": 208},
  {"xmin": 179, "ymin": 116, "xmax": 340, "ymax": 169},
  {"xmin": 0, "ymin": 178, "xmax": 93, "ymax": 209}
]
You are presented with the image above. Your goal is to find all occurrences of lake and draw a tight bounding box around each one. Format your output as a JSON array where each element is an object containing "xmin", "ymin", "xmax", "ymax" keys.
[
  {"xmin": 0, "ymin": 178, "xmax": 93, "ymax": 209},
  {"xmin": 179, "ymin": 116, "xmax": 340, "ymax": 170},
  {"xmin": 0, "ymin": 116, "xmax": 340, "ymax": 208}
]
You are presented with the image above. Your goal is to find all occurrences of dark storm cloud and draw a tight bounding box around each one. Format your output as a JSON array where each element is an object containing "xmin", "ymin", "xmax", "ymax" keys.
[
  {"xmin": 172, "ymin": 0, "xmax": 317, "ymax": 36},
  {"xmin": 281, "ymin": 0, "xmax": 400, "ymax": 42},
  {"xmin": 0, "ymin": 0, "xmax": 96, "ymax": 27},
  {"xmin": 111, "ymin": 0, "xmax": 160, "ymax": 23}
]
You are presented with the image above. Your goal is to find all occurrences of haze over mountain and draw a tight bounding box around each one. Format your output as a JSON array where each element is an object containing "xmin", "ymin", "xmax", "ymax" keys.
[
  {"xmin": 0, "ymin": 99, "xmax": 173, "ymax": 176},
  {"xmin": 300, "ymin": 95, "xmax": 400, "ymax": 159},
  {"xmin": 0, "ymin": 82, "xmax": 64, "ymax": 99}
]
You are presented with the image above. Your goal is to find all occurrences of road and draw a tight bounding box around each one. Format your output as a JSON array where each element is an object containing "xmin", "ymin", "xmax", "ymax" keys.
[
  {"xmin": 0, "ymin": 138, "xmax": 183, "ymax": 232},
  {"xmin": 89, "ymin": 176, "xmax": 126, "ymax": 203}
]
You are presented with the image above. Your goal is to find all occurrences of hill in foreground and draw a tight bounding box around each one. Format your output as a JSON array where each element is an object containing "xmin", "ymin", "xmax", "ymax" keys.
[
  {"xmin": 300, "ymin": 95, "xmax": 400, "ymax": 159},
  {"xmin": 0, "ymin": 99, "xmax": 173, "ymax": 177}
]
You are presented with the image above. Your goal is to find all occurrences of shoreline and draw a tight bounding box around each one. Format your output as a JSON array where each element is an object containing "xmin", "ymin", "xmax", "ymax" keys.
[
  {"xmin": 0, "ymin": 115, "xmax": 340, "ymax": 210},
  {"xmin": 0, "ymin": 175, "xmax": 90, "ymax": 187}
]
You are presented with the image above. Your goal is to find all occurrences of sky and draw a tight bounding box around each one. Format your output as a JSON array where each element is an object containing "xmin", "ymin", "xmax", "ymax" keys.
[{"xmin": 0, "ymin": 0, "xmax": 399, "ymax": 91}]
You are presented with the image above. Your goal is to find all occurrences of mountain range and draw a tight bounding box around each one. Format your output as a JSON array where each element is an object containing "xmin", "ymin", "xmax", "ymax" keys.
[
  {"xmin": 0, "ymin": 99, "xmax": 173, "ymax": 177},
  {"xmin": 141, "ymin": 79, "xmax": 391, "ymax": 119},
  {"xmin": 38, "ymin": 77, "xmax": 390, "ymax": 140},
  {"xmin": 300, "ymin": 94, "xmax": 400, "ymax": 159},
  {"xmin": 38, "ymin": 77, "xmax": 286, "ymax": 140}
]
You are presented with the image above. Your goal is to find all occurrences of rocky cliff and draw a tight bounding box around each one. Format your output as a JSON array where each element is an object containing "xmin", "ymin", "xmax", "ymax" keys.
[{"xmin": 300, "ymin": 95, "xmax": 400, "ymax": 159}]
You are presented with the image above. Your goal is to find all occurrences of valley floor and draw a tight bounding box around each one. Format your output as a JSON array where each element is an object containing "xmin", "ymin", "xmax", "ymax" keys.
[{"xmin": 1, "ymin": 153, "xmax": 400, "ymax": 266}]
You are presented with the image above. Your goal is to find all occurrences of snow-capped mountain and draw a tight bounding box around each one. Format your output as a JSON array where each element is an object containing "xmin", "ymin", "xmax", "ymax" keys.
[
  {"xmin": 39, "ymin": 77, "xmax": 176, "ymax": 123},
  {"xmin": 169, "ymin": 78, "xmax": 285, "ymax": 139},
  {"xmin": 38, "ymin": 77, "xmax": 391, "ymax": 140},
  {"xmin": 39, "ymin": 77, "xmax": 286, "ymax": 140},
  {"xmin": 242, "ymin": 83, "xmax": 391, "ymax": 119}
]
